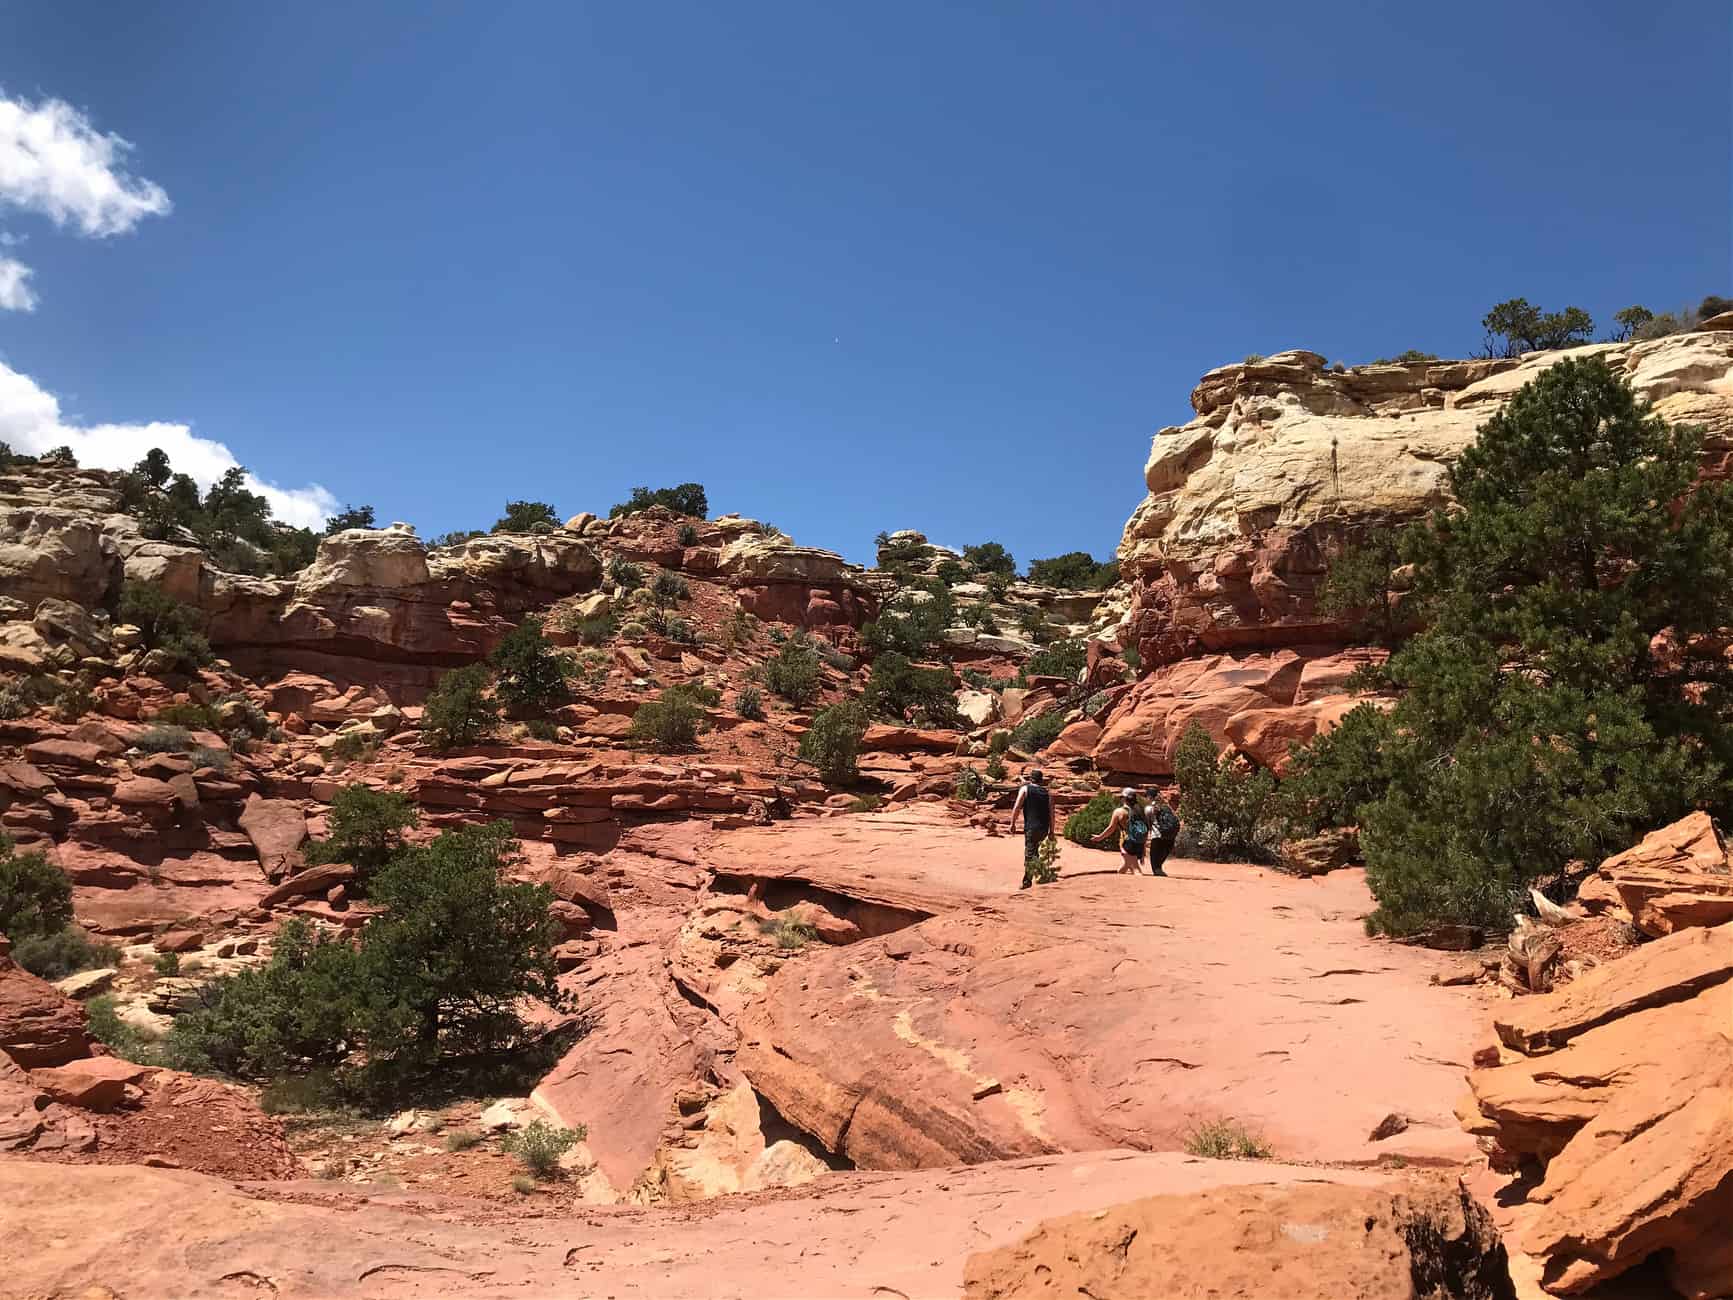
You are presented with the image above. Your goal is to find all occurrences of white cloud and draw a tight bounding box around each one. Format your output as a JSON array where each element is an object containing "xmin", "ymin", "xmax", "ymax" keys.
[
  {"xmin": 0, "ymin": 360, "xmax": 338, "ymax": 529},
  {"xmin": 0, "ymin": 92, "xmax": 170, "ymax": 309},
  {"xmin": 0, "ymin": 257, "xmax": 34, "ymax": 311}
]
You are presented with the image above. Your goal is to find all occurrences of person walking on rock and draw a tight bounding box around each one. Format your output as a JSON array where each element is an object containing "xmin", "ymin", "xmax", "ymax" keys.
[
  {"xmin": 1091, "ymin": 787, "xmax": 1151, "ymax": 875},
  {"xmin": 1006, "ymin": 769, "xmax": 1053, "ymax": 889},
  {"xmin": 1145, "ymin": 787, "xmax": 1179, "ymax": 877}
]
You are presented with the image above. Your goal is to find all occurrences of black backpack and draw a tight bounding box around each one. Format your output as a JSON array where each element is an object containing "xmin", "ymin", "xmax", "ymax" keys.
[{"xmin": 1153, "ymin": 803, "xmax": 1180, "ymax": 840}]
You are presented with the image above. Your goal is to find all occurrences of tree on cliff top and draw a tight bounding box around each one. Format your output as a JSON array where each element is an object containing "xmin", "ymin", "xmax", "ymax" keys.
[
  {"xmin": 608, "ymin": 483, "xmax": 708, "ymax": 519},
  {"xmin": 1302, "ymin": 356, "xmax": 1733, "ymax": 935},
  {"xmin": 492, "ymin": 500, "xmax": 559, "ymax": 533},
  {"xmin": 1479, "ymin": 298, "xmax": 1594, "ymax": 358}
]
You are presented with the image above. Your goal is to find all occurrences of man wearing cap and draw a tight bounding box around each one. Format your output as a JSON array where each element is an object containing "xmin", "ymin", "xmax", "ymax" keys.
[
  {"xmin": 1090, "ymin": 787, "xmax": 1153, "ymax": 875},
  {"xmin": 1006, "ymin": 768, "xmax": 1053, "ymax": 889}
]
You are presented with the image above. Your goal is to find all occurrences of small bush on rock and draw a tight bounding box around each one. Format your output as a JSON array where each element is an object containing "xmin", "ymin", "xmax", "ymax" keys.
[
  {"xmin": 962, "ymin": 541, "xmax": 1016, "ymax": 577},
  {"xmin": 133, "ymin": 725, "xmax": 193, "ymax": 753},
  {"xmin": 491, "ymin": 500, "xmax": 559, "ymax": 534},
  {"xmin": 305, "ymin": 784, "xmax": 420, "ymax": 890},
  {"xmin": 735, "ymin": 685, "xmax": 764, "ymax": 720},
  {"xmin": 504, "ymin": 1119, "xmax": 585, "ymax": 1177},
  {"xmin": 676, "ymin": 522, "xmax": 699, "ymax": 547},
  {"xmin": 607, "ymin": 556, "xmax": 645, "ymax": 591},
  {"xmin": 609, "ymin": 483, "xmax": 708, "ymax": 519},
  {"xmin": 0, "ymin": 832, "xmax": 72, "ymax": 941},
  {"xmin": 1025, "ymin": 638, "xmax": 1085, "ymax": 682},
  {"xmin": 563, "ymin": 612, "xmax": 616, "ymax": 646},
  {"xmin": 1008, "ymin": 709, "xmax": 1066, "ymax": 755},
  {"xmin": 629, "ymin": 687, "xmax": 706, "ymax": 750},
  {"xmin": 800, "ymin": 700, "xmax": 868, "ymax": 784},
  {"xmin": 490, "ymin": 616, "xmax": 571, "ymax": 718},
  {"xmin": 421, "ymin": 665, "xmax": 500, "ymax": 751},
  {"xmin": 119, "ymin": 581, "xmax": 213, "ymax": 672},
  {"xmin": 865, "ymin": 652, "xmax": 958, "ymax": 728},
  {"xmin": 1184, "ymin": 1117, "xmax": 1271, "ymax": 1160},
  {"xmin": 1063, "ymin": 790, "xmax": 1120, "ymax": 849},
  {"xmin": 954, "ymin": 767, "xmax": 986, "ymax": 801},
  {"xmin": 14, "ymin": 926, "xmax": 118, "ymax": 980},
  {"xmin": 761, "ymin": 635, "xmax": 822, "ymax": 707}
]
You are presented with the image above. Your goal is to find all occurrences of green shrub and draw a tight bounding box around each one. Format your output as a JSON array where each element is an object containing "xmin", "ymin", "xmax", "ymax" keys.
[
  {"xmin": 1025, "ymin": 639, "xmax": 1085, "ymax": 682},
  {"xmin": 189, "ymin": 746, "xmax": 229, "ymax": 772},
  {"xmin": 722, "ymin": 606, "xmax": 755, "ymax": 650},
  {"xmin": 676, "ymin": 523, "xmax": 699, "ymax": 547},
  {"xmin": 133, "ymin": 725, "xmax": 193, "ymax": 753},
  {"xmin": 735, "ymin": 685, "xmax": 765, "ymax": 721},
  {"xmin": 762, "ymin": 635, "xmax": 822, "ymax": 707},
  {"xmin": 491, "ymin": 501, "xmax": 559, "ymax": 533},
  {"xmin": 14, "ymin": 925, "xmax": 118, "ymax": 980},
  {"xmin": 1368, "ymin": 349, "xmax": 1439, "ymax": 365},
  {"xmin": 762, "ymin": 917, "xmax": 817, "ymax": 951},
  {"xmin": 490, "ymin": 616, "xmax": 571, "ymax": 718},
  {"xmin": 618, "ymin": 620, "xmax": 648, "ymax": 642},
  {"xmin": 1317, "ymin": 531, "xmax": 1403, "ymax": 646},
  {"xmin": 1275, "ymin": 705, "xmax": 1393, "ymax": 837},
  {"xmin": 1183, "ymin": 1117, "xmax": 1271, "ymax": 1160},
  {"xmin": 0, "ymin": 833, "xmax": 72, "ymax": 941},
  {"xmin": 608, "ymin": 483, "xmax": 708, "ymax": 519},
  {"xmin": 1014, "ymin": 605, "xmax": 1048, "ymax": 642},
  {"xmin": 607, "ymin": 556, "xmax": 644, "ymax": 591},
  {"xmin": 1027, "ymin": 835, "xmax": 1061, "ymax": 884},
  {"xmin": 954, "ymin": 767, "xmax": 986, "ymax": 801},
  {"xmin": 154, "ymin": 951, "xmax": 182, "ymax": 977},
  {"xmin": 152, "ymin": 700, "xmax": 220, "ymax": 729},
  {"xmin": 1026, "ymin": 552, "xmax": 1118, "ymax": 591},
  {"xmin": 85, "ymin": 994, "xmax": 163, "ymax": 1064},
  {"xmin": 563, "ymin": 612, "xmax": 617, "ymax": 646},
  {"xmin": 962, "ymin": 542, "xmax": 1016, "ymax": 577},
  {"xmin": 524, "ymin": 717, "xmax": 559, "ymax": 741},
  {"xmin": 1063, "ymin": 790, "xmax": 1119, "ymax": 849},
  {"xmin": 863, "ymin": 580, "xmax": 954, "ymax": 659},
  {"xmin": 119, "ymin": 581, "xmax": 213, "ymax": 672},
  {"xmin": 665, "ymin": 618, "xmax": 696, "ymax": 645},
  {"xmin": 1480, "ymin": 298, "xmax": 1594, "ymax": 358},
  {"xmin": 305, "ymin": 784, "xmax": 419, "ymax": 889},
  {"xmin": 503, "ymin": 1119, "xmax": 585, "ymax": 1178},
  {"xmin": 571, "ymin": 648, "xmax": 610, "ymax": 689},
  {"xmin": 846, "ymin": 793, "xmax": 883, "ymax": 813},
  {"xmin": 1008, "ymin": 709, "xmax": 1066, "ymax": 755},
  {"xmin": 1173, "ymin": 725, "xmax": 1278, "ymax": 862},
  {"xmin": 629, "ymin": 688, "xmax": 706, "ymax": 750},
  {"xmin": 985, "ymin": 754, "xmax": 1007, "ymax": 782},
  {"xmin": 800, "ymin": 700, "xmax": 868, "ymax": 784},
  {"xmin": 650, "ymin": 570, "xmax": 690, "ymax": 606},
  {"xmin": 865, "ymin": 652, "xmax": 958, "ymax": 727},
  {"xmin": 329, "ymin": 732, "xmax": 376, "ymax": 766},
  {"xmin": 444, "ymin": 1128, "xmax": 484, "ymax": 1152},
  {"xmin": 421, "ymin": 664, "xmax": 499, "ymax": 751},
  {"xmin": 168, "ymin": 823, "xmax": 567, "ymax": 1084}
]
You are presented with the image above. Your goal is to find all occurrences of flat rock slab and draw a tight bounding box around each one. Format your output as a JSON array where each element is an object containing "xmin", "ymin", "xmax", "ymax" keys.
[
  {"xmin": 730, "ymin": 822, "xmax": 1483, "ymax": 1169},
  {"xmin": 0, "ymin": 1150, "xmax": 1401, "ymax": 1300}
]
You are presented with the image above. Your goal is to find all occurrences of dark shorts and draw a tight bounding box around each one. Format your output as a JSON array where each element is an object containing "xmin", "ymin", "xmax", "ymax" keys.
[{"xmin": 1024, "ymin": 826, "xmax": 1048, "ymax": 862}]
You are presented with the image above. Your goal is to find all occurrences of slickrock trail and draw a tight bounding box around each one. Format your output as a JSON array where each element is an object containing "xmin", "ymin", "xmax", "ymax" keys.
[{"xmin": 2, "ymin": 1150, "xmax": 1477, "ymax": 1300}]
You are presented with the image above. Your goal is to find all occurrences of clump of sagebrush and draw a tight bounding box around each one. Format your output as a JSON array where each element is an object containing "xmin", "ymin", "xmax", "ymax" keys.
[
  {"xmin": 1286, "ymin": 357, "xmax": 1733, "ymax": 937},
  {"xmin": 846, "ymin": 793, "xmax": 883, "ymax": 813},
  {"xmin": 166, "ymin": 821, "xmax": 568, "ymax": 1095},
  {"xmin": 504, "ymin": 1119, "xmax": 587, "ymax": 1178},
  {"xmin": 305, "ymin": 783, "xmax": 419, "ymax": 891},
  {"xmin": 758, "ymin": 916, "xmax": 818, "ymax": 951},
  {"xmin": 629, "ymin": 685, "xmax": 709, "ymax": 750},
  {"xmin": 1184, "ymin": 1117, "xmax": 1271, "ymax": 1160},
  {"xmin": 761, "ymin": 634, "xmax": 822, "ymax": 707},
  {"xmin": 1025, "ymin": 638, "xmax": 1086, "ymax": 682},
  {"xmin": 799, "ymin": 700, "xmax": 867, "ymax": 784},
  {"xmin": 607, "ymin": 556, "xmax": 645, "ymax": 591},
  {"xmin": 563, "ymin": 612, "xmax": 616, "ymax": 646},
  {"xmin": 954, "ymin": 767, "xmax": 986, "ymax": 801},
  {"xmin": 421, "ymin": 664, "xmax": 500, "ymax": 751},
  {"xmin": 1173, "ymin": 724, "xmax": 1279, "ymax": 863},
  {"xmin": 735, "ymin": 685, "xmax": 765, "ymax": 721},
  {"xmin": 490, "ymin": 616, "xmax": 571, "ymax": 718}
]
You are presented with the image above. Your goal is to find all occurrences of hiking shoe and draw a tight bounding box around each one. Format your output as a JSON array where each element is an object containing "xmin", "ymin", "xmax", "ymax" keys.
[{"xmin": 1150, "ymin": 867, "xmax": 1167, "ymax": 877}]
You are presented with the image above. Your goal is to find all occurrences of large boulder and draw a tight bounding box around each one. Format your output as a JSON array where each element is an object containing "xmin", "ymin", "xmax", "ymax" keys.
[
  {"xmin": 0, "ymin": 507, "xmax": 121, "ymax": 608},
  {"xmin": 963, "ymin": 1179, "xmax": 1514, "ymax": 1300},
  {"xmin": 1461, "ymin": 921, "xmax": 1733, "ymax": 1296},
  {"xmin": 1590, "ymin": 812, "xmax": 1733, "ymax": 936},
  {"xmin": 0, "ymin": 955, "xmax": 91, "ymax": 1068}
]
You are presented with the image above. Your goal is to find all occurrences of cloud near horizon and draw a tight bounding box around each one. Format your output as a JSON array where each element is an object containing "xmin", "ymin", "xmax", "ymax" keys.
[
  {"xmin": 0, "ymin": 360, "xmax": 338, "ymax": 529},
  {"xmin": 0, "ymin": 91, "xmax": 171, "ymax": 310}
]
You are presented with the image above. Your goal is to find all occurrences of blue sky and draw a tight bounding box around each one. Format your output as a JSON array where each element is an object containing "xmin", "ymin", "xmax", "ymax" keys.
[{"xmin": 0, "ymin": 2, "xmax": 1726, "ymax": 564}]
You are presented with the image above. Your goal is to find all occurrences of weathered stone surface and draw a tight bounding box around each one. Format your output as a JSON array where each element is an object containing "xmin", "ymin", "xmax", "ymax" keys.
[
  {"xmin": 0, "ymin": 955, "xmax": 91, "ymax": 1068},
  {"xmin": 731, "ymin": 815, "xmax": 1478, "ymax": 1170},
  {"xmin": 259, "ymin": 862, "xmax": 355, "ymax": 907},
  {"xmin": 0, "ymin": 1151, "xmax": 1429, "ymax": 1300},
  {"xmin": 1117, "ymin": 334, "xmax": 1733, "ymax": 668},
  {"xmin": 964, "ymin": 1178, "xmax": 1514, "ymax": 1300},
  {"xmin": 1463, "ymin": 917, "xmax": 1733, "ymax": 1296},
  {"xmin": 1591, "ymin": 811, "xmax": 1733, "ymax": 936},
  {"xmin": 1278, "ymin": 827, "xmax": 1360, "ymax": 876},
  {"xmin": 238, "ymin": 795, "xmax": 309, "ymax": 882},
  {"xmin": 1223, "ymin": 694, "xmax": 1369, "ymax": 772},
  {"xmin": 30, "ymin": 1054, "xmax": 150, "ymax": 1111},
  {"xmin": 1093, "ymin": 650, "xmax": 1314, "ymax": 774}
]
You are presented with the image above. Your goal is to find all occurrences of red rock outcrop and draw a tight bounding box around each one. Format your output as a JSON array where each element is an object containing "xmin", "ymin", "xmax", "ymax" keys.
[
  {"xmin": 1460, "ymin": 922, "xmax": 1733, "ymax": 1296},
  {"xmin": 0, "ymin": 954, "xmax": 91, "ymax": 1068},
  {"xmin": 1584, "ymin": 811, "xmax": 1733, "ymax": 937},
  {"xmin": 964, "ymin": 1178, "xmax": 1514, "ymax": 1300}
]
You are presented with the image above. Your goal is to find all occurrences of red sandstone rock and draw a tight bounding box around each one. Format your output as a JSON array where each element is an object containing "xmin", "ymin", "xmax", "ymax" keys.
[
  {"xmin": 861, "ymin": 724, "xmax": 961, "ymax": 754},
  {"xmin": 0, "ymin": 955, "xmax": 91, "ymax": 1068},
  {"xmin": 259, "ymin": 862, "xmax": 356, "ymax": 907},
  {"xmin": 238, "ymin": 795, "xmax": 310, "ymax": 882},
  {"xmin": 1588, "ymin": 812, "xmax": 1733, "ymax": 937},
  {"xmin": 23, "ymin": 738, "xmax": 108, "ymax": 770},
  {"xmin": 1044, "ymin": 717, "xmax": 1101, "ymax": 758},
  {"xmin": 963, "ymin": 1179, "xmax": 1514, "ymax": 1300},
  {"xmin": 30, "ymin": 1055, "xmax": 150, "ymax": 1111},
  {"xmin": 1222, "ymin": 693, "xmax": 1368, "ymax": 772}
]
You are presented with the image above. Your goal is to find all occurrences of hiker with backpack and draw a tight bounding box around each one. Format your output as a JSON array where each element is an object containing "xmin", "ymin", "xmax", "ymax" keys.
[
  {"xmin": 1145, "ymin": 788, "xmax": 1180, "ymax": 877},
  {"xmin": 1091, "ymin": 787, "xmax": 1153, "ymax": 874},
  {"xmin": 1006, "ymin": 768, "xmax": 1054, "ymax": 889}
]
